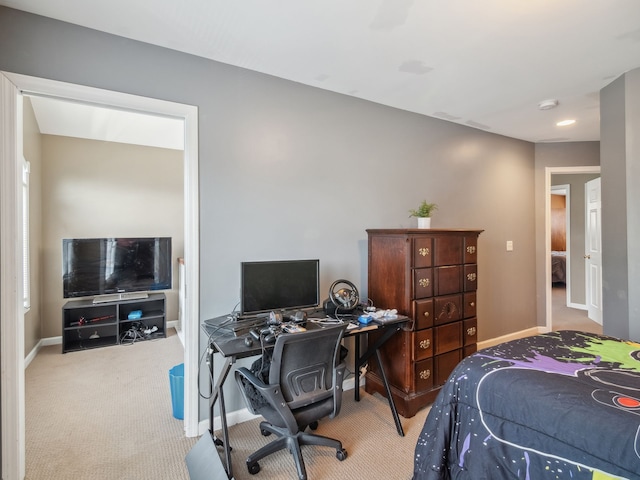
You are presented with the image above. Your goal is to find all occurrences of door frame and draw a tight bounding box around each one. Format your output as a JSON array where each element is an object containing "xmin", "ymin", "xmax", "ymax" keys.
[
  {"xmin": 545, "ymin": 166, "xmax": 600, "ymax": 332},
  {"xmin": 585, "ymin": 177, "xmax": 603, "ymax": 325},
  {"xmin": 1, "ymin": 71, "xmax": 200, "ymax": 478}
]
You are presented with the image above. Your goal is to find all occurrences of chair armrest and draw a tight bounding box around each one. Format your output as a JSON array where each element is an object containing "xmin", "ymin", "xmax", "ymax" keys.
[
  {"xmin": 234, "ymin": 367, "xmax": 299, "ymax": 432},
  {"xmin": 330, "ymin": 362, "xmax": 347, "ymax": 418}
]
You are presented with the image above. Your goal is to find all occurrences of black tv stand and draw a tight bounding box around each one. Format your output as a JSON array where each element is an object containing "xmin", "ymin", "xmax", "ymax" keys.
[{"xmin": 62, "ymin": 292, "xmax": 166, "ymax": 353}]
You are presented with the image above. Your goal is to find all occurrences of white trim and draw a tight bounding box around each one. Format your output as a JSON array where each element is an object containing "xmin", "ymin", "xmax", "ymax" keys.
[
  {"xmin": 1, "ymin": 73, "xmax": 26, "ymax": 480},
  {"xmin": 1, "ymin": 72, "xmax": 201, "ymax": 477},
  {"xmin": 24, "ymin": 337, "xmax": 61, "ymax": 368},
  {"xmin": 199, "ymin": 376, "xmax": 365, "ymax": 435},
  {"xmin": 477, "ymin": 327, "xmax": 546, "ymax": 350},
  {"xmin": 545, "ymin": 166, "xmax": 600, "ymax": 332}
]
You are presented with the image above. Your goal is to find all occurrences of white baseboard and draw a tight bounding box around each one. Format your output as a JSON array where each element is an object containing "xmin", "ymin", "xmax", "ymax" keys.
[
  {"xmin": 167, "ymin": 320, "xmax": 178, "ymax": 329},
  {"xmin": 477, "ymin": 327, "xmax": 545, "ymax": 350},
  {"xmin": 568, "ymin": 302, "xmax": 587, "ymax": 311},
  {"xmin": 198, "ymin": 374, "xmax": 365, "ymax": 435},
  {"xmin": 24, "ymin": 336, "xmax": 61, "ymax": 368}
]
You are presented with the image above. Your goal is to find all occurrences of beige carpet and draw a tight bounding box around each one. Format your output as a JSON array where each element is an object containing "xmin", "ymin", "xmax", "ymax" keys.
[
  {"xmin": 551, "ymin": 284, "xmax": 602, "ymax": 334},
  {"xmin": 25, "ymin": 329, "xmax": 196, "ymax": 480},
  {"xmin": 26, "ymin": 329, "xmax": 431, "ymax": 479},
  {"xmin": 223, "ymin": 391, "xmax": 430, "ymax": 480}
]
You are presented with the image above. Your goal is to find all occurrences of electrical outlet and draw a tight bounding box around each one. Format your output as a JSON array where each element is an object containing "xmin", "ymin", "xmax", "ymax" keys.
[{"xmin": 506, "ymin": 240, "xmax": 514, "ymax": 251}]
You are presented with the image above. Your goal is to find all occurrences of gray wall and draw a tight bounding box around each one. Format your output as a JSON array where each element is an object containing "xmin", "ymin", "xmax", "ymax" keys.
[
  {"xmin": 0, "ymin": 7, "xmax": 539, "ymax": 340},
  {"xmin": 0, "ymin": 7, "xmax": 604, "ymax": 419},
  {"xmin": 23, "ymin": 97, "xmax": 43, "ymax": 354},
  {"xmin": 601, "ymin": 68, "xmax": 640, "ymax": 340},
  {"xmin": 40, "ymin": 135, "xmax": 184, "ymax": 338}
]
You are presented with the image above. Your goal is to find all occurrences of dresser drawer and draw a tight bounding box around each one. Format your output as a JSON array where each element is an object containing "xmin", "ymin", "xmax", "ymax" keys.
[
  {"xmin": 412, "ymin": 237, "xmax": 433, "ymax": 268},
  {"xmin": 463, "ymin": 318, "xmax": 477, "ymax": 345},
  {"xmin": 413, "ymin": 328, "xmax": 433, "ymax": 361},
  {"xmin": 463, "ymin": 292, "xmax": 476, "ymax": 318},
  {"xmin": 434, "ymin": 236, "xmax": 463, "ymax": 266},
  {"xmin": 435, "ymin": 349, "xmax": 462, "ymax": 386},
  {"xmin": 434, "ymin": 322, "xmax": 462, "ymax": 355},
  {"xmin": 414, "ymin": 358, "xmax": 434, "ymax": 392},
  {"xmin": 464, "ymin": 236, "xmax": 478, "ymax": 264},
  {"xmin": 413, "ymin": 298, "xmax": 433, "ymax": 330},
  {"xmin": 413, "ymin": 268, "xmax": 433, "ymax": 299},
  {"xmin": 464, "ymin": 264, "xmax": 478, "ymax": 291},
  {"xmin": 434, "ymin": 294, "xmax": 462, "ymax": 325},
  {"xmin": 435, "ymin": 265, "xmax": 463, "ymax": 296},
  {"xmin": 464, "ymin": 344, "xmax": 477, "ymax": 358}
]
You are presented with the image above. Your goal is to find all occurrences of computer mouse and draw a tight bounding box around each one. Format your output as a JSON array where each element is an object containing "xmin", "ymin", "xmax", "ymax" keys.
[{"xmin": 244, "ymin": 336, "xmax": 253, "ymax": 347}]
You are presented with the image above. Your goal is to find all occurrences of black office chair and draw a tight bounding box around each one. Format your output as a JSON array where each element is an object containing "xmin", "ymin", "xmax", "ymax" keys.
[{"xmin": 234, "ymin": 324, "xmax": 349, "ymax": 480}]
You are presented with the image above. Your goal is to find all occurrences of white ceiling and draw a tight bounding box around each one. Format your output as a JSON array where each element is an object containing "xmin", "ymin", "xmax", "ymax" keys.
[
  {"xmin": 4, "ymin": 0, "xmax": 640, "ymax": 144},
  {"xmin": 27, "ymin": 96, "xmax": 185, "ymax": 150}
]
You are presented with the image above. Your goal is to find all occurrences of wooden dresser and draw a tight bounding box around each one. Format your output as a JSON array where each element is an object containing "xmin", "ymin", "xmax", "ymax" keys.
[{"xmin": 364, "ymin": 229, "xmax": 482, "ymax": 418}]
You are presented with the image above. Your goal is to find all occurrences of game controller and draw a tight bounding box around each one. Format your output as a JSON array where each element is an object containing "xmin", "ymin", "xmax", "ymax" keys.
[
  {"xmin": 249, "ymin": 327, "xmax": 277, "ymax": 344},
  {"xmin": 249, "ymin": 329, "xmax": 261, "ymax": 341}
]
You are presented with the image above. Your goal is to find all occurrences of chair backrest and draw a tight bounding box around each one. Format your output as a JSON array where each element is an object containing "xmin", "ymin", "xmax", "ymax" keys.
[{"xmin": 268, "ymin": 324, "xmax": 347, "ymax": 410}]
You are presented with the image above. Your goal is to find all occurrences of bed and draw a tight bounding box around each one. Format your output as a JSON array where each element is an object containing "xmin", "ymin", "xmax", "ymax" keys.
[
  {"xmin": 552, "ymin": 250, "xmax": 567, "ymax": 283},
  {"xmin": 413, "ymin": 330, "xmax": 640, "ymax": 480}
]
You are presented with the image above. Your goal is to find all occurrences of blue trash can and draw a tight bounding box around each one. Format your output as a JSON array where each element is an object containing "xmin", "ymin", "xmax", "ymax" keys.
[{"xmin": 169, "ymin": 363, "xmax": 184, "ymax": 420}]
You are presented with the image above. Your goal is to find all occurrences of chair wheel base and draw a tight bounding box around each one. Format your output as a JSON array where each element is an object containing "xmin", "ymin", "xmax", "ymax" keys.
[
  {"xmin": 337, "ymin": 448, "xmax": 348, "ymax": 461},
  {"xmin": 247, "ymin": 461, "xmax": 261, "ymax": 475}
]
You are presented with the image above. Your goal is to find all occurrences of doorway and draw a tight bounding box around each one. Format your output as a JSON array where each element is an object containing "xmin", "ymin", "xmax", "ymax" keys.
[
  {"xmin": 545, "ymin": 166, "xmax": 601, "ymax": 333},
  {"xmin": 1, "ymin": 72, "xmax": 200, "ymax": 479}
]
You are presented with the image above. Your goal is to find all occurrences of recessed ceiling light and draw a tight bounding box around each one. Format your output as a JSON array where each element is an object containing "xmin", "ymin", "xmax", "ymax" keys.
[
  {"xmin": 538, "ymin": 99, "xmax": 559, "ymax": 110},
  {"xmin": 556, "ymin": 119, "xmax": 576, "ymax": 127}
]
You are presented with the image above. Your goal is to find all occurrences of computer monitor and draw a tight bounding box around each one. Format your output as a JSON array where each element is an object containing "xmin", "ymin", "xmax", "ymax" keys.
[{"xmin": 240, "ymin": 259, "xmax": 320, "ymax": 316}]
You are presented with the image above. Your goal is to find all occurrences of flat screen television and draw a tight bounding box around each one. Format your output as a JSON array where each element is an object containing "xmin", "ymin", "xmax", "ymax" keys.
[
  {"xmin": 62, "ymin": 237, "xmax": 172, "ymax": 298},
  {"xmin": 240, "ymin": 259, "xmax": 320, "ymax": 316}
]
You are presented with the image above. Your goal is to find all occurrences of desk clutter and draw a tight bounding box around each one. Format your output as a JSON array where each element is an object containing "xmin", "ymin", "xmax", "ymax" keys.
[
  {"xmin": 208, "ymin": 303, "xmax": 402, "ymax": 348},
  {"xmin": 202, "ymin": 303, "xmax": 409, "ymax": 478}
]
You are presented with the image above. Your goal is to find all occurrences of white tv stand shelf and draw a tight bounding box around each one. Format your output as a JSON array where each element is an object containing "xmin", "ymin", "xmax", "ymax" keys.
[{"xmin": 62, "ymin": 292, "xmax": 166, "ymax": 353}]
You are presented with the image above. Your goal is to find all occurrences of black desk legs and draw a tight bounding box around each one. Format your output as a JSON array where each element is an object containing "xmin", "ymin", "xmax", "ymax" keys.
[
  {"xmin": 354, "ymin": 335, "xmax": 361, "ymax": 401},
  {"xmin": 208, "ymin": 353, "xmax": 235, "ymax": 479},
  {"xmin": 353, "ymin": 326, "xmax": 405, "ymax": 437},
  {"xmin": 373, "ymin": 347, "xmax": 404, "ymax": 436}
]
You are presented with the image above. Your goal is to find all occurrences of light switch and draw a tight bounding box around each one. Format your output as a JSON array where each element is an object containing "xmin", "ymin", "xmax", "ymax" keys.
[{"xmin": 506, "ymin": 240, "xmax": 513, "ymax": 251}]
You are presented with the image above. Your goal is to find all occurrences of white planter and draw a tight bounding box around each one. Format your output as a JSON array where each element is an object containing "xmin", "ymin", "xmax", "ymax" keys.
[{"xmin": 417, "ymin": 217, "xmax": 431, "ymax": 229}]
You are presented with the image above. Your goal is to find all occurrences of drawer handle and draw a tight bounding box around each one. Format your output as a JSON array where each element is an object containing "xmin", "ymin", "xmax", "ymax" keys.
[
  {"xmin": 419, "ymin": 339, "xmax": 431, "ymax": 349},
  {"xmin": 423, "ymin": 311, "xmax": 430, "ymax": 317},
  {"xmin": 469, "ymin": 301, "xmax": 475, "ymax": 307},
  {"xmin": 466, "ymin": 273, "xmax": 477, "ymax": 282},
  {"xmin": 419, "ymin": 369, "xmax": 431, "ymax": 380},
  {"xmin": 467, "ymin": 327, "xmax": 477, "ymax": 337},
  {"xmin": 466, "ymin": 246, "xmax": 476, "ymax": 254},
  {"xmin": 418, "ymin": 247, "xmax": 430, "ymax": 257},
  {"xmin": 419, "ymin": 278, "xmax": 430, "ymax": 288}
]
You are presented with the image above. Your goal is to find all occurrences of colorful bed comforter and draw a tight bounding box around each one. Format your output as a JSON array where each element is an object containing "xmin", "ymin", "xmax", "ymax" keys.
[{"xmin": 413, "ymin": 331, "xmax": 640, "ymax": 480}]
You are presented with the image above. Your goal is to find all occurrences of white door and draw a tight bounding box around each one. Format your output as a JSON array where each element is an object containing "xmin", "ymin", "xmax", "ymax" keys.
[{"xmin": 585, "ymin": 177, "xmax": 602, "ymax": 325}]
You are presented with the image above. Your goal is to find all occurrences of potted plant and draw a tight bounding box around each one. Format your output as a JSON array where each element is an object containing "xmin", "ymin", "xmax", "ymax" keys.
[{"xmin": 409, "ymin": 201, "xmax": 438, "ymax": 228}]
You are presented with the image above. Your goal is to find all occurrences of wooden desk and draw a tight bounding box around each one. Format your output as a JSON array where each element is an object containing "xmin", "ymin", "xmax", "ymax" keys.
[{"xmin": 202, "ymin": 313, "xmax": 408, "ymax": 479}]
